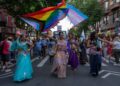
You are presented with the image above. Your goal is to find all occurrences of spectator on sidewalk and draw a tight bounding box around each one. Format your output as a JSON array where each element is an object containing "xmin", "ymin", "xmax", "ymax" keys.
[
  {"xmin": 112, "ymin": 36, "xmax": 120, "ymax": 64},
  {"xmin": 0, "ymin": 35, "xmax": 11, "ymax": 72},
  {"xmin": 8, "ymin": 37, "xmax": 14, "ymax": 62},
  {"xmin": 99, "ymin": 35, "xmax": 120, "ymax": 65}
]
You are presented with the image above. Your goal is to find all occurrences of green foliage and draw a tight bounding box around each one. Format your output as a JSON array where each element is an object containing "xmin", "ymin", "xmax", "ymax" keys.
[
  {"xmin": 0, "ymin": 0, "xmax": 62, "ymax": 16},
  {"xmin": 46, "ymin": 0, "xmax": 62, "ymax": 6},
  {"xmin": 0, "ymin": 0, "xmax": 61, "ymax": 28},
  {"xmin": 69, "ymin": 0, "xmax": 104, "ymax": 33},
  {"xmin": 0, "ymin": 0, "xmax": 46, "ymax": 16}
]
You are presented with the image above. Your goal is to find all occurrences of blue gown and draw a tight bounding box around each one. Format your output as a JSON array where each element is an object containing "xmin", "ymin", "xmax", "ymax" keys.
[{"xmin": 11, "ymin": 39, "xmax": 33, "ymax": 82}]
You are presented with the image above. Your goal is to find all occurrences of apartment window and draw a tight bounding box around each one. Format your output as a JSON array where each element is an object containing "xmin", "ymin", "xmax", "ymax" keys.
[
  {"xmin": 102, "ymin": 19, "xmax": 104, "ymax": 25},
  {"xmin": 110, "ymin": 0, "xmax": 113, "ymax": 5},
  {"xmin": 106, "ymin": 16, "xmax": 109, "ymax": 24},
  {"xmin": 112, "ymin": 12, "xmax": 116, "ymax": 23},
  {"xmin": 113, "ymin": 0, "xmax": 120, "ymax": 3},
  {"xmin": 116, "ymin": 9, "xmax": 120, "ymax": 17},
  {"xmin": 118, "ymin": 8, "xmax": 120, "ymax": 16},
  {"xmin": 105, "ymin": 1, "xmax": 109, "ymax": 10},
  {"xmin": 113, "ymin": 0, "xmax": 116, "ymax": 3},
  {"xmin": 105, "ymin": 16, "xmax": 107, "ymax": 24},
  {"xmin": 103, "ymin": 17, "xmax": 106, "ymax": 24},
  {"xmin": 116, "ymin": 0, "xmax": 120, "ymax": 2},
  {"xmin": 100, "ymin": 19, "xmax": 102, "ymax": 26}
]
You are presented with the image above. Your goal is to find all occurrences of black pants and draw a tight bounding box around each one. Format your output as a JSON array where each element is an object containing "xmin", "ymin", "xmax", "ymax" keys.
[
  {"xmin": 41, "ymin": 46, "xmax": 47, "ymax": 57},
  {"xmin": 49, "ymin": 55, "xmax": 54, "ymax": 64},
  {"xmin": 113, "ymin": 49, "xmax": 120, "ymax": 64},
  {"xmin": 1, "ymin": 54, "xmax": 9, "ymax": 65},
  {"xmin": 89, "ymin": 54, "xmax": 101, "ymax": 76}
]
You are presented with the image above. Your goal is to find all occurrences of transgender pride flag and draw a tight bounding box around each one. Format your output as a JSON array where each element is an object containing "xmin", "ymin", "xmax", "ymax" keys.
[
  {"xmin": 21, "ymin": 17, "xmax": 41, "ymax": 30},
  {"xmin": 66, "ymin": 4, "xmax": 88, "ymax": 26}
]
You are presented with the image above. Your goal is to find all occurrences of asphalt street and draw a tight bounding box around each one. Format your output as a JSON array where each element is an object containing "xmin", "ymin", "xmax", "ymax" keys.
[{"xmin": 0, "ymin": 56, "xmax": 120, "ymax": 86}]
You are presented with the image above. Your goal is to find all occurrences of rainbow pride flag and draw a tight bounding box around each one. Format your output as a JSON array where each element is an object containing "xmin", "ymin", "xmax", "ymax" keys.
[{"xmin": 21, "ymin": 0, "xmax": 88, "ymax": 31}]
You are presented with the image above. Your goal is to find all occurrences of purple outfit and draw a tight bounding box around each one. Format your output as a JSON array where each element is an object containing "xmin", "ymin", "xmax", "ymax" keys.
[
  {"xmin": 69, "ymin": 49, "xmax": 79, "ymax": 70},
  {"xmin": 67, "ymin": 39, "xmax": 79, "ymax": 70}
]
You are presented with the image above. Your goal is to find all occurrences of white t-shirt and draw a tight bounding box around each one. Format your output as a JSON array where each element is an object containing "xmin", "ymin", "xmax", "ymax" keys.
[{"xmin": 113, "ymin": 41, "xmax": 120, "ymax": 49}]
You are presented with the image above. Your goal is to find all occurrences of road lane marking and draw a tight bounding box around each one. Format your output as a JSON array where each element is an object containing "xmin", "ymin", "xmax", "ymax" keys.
[
  {"xmin": 0, "ymin": 74, "xmax": 13, "ymax": 79},
  {"xmin": 31, "ymin": 57, "xmax": 39, "ymax": 62},
  {"xmin": 99, "ymin": 70, "xmax": 105, "ymax": 74},
  {"xmin": 0, "ymin": 72, "xmax": 13, "ymax": 77},
  {"xmin": 8, "ymin": 64, "xmax": 15, "ymax": 68},
  {"xmin": 100, "ymin": 70, "xmax": 120, "ymax": 79},
  {"xmin": 102, "ymin": 57, "xmax": 109, "ymax": 63},
  {"xmin": 103, "ymin": 70, "xmax": 120, "ymax": 74},
  {"xmin": 84, "ymin": 63, "xmax": 107, "ymax": 66},
  {"xmin": 102, "ymin": 63, "xmax": 107, "ymax": 66},
  {"xmin": 101, "ymin": 73, "xmax": 112, "ymax": 78},
  {"xmin": 37, "ymin": 56, "xmax": 49, "ymax": 67},
  {"xmin": 111, "ymin": 73, "xmax": 120, "ymax": 77},
  {"xmin": 102, "ymin": 57, "xmax": 115, "ymax": 64}
]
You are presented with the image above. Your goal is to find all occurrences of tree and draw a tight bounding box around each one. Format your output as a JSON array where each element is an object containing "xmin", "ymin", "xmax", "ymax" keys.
[
  {"xmin": 46, "ymin": 0, "xmax": 62, "ymax": 6},
  {"xmin": 0, "ymin": 0, "xmax": 63, "ymax": 16},
  {"xmin": 0, "ymin": 0, "xmax": 62, "ymax": 28},
  {"xmin": 69, "ymin": 0, "xmax": 104, "ymax": 33}
]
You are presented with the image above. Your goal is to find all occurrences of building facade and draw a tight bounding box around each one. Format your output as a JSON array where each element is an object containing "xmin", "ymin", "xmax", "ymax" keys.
[
  {"xmin": 96, "ymin": 0, "xmax": 120, "ymax": 33},
  {"xmin": 0, "ymin": 8, "xmax": 16, "ymax": 40}
]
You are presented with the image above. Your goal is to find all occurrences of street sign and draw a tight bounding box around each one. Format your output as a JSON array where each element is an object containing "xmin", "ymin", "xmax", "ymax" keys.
[{"xmin": 57, "ymin": 25, "xmax": 62, "ymax": 31}]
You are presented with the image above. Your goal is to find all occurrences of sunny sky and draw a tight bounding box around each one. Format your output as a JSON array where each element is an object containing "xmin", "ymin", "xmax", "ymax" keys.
[{"xmin": 51, "ymin": 17, "xmax": 73, "ymax": 33}]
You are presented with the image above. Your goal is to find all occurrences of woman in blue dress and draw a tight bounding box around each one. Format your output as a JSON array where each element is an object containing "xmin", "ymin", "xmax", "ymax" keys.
[{"xmin": 11, "ymin": 35, "xmax": 33, "ymax": 82}]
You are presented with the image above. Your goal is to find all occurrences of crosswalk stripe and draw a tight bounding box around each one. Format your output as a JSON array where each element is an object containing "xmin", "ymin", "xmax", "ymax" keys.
[
  {"xmin": 99, "ymin": 70, "xmax": 105, "ymax": 74},
  {"xmin": 101, "ymin": 73, "xmax": 112, "ymax": 79},
  {"xmin": 37, "ymin": 56, "xmax": 49, "ymax": 68},
  {"xmin": 0, "ymin": 74, "xmax": 13, "ymax": 79},
  {"xmin": 0, "ymin": 72, "xmax": 13, "ymax": 77},
  {"xmin": 31, "ymin": 57, "xmax": 39, "ymax": 62},
  {"xmin": 102, "ymin": 63, "xmax": 107, "ymax": 66},
  {"xmin": 84, "ymin": 62, "xmax": 107, "ymax": 67}
]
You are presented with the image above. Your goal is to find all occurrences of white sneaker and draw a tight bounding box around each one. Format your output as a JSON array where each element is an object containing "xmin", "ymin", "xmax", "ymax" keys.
[
  {"xmin": 1, "ymin": 66, "xmax": 6, "ymax": 72},
  {"xmin": 114, "ymin": 63, "xmax": 120, "ymax": 66},
  {"xmin": 106, "ymin": 60, "xmax": 109, "ymax": 63},
  {"xmin": 85, "ymin": 63, "xmax": 90, "ymax": 66},
  {"xmin": 67, "ymin": 65, "xmax": 71, "ymax": 67}
]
